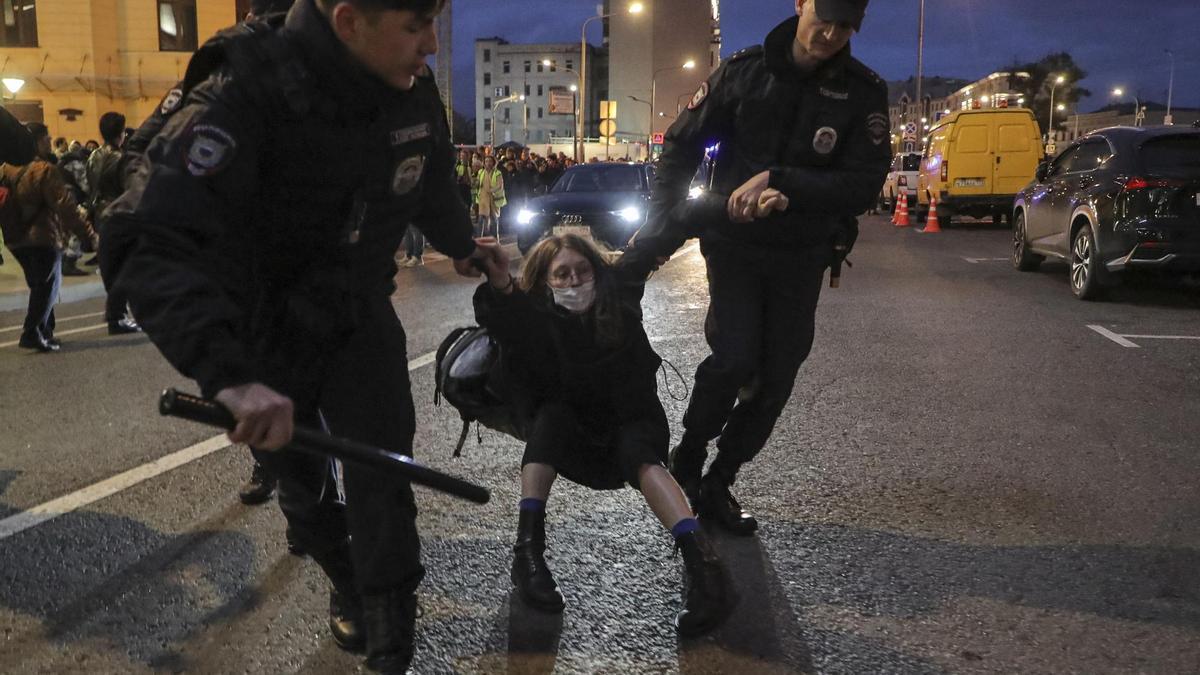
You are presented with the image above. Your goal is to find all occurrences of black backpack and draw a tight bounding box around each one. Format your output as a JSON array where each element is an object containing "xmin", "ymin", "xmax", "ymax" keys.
[{"xmin": 434, "ymin": 326, "xmax": 525, "ymax": 457}]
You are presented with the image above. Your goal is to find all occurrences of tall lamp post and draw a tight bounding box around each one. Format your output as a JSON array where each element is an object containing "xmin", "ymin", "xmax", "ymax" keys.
[
  {"xmin": 1164, "ymin": 49, "xmax": 1175, "ymax": 124},
  {"xmin": 650, "ymin": 60, "xmax": 695, "ymax": 150},
  {"xmin": 914, "ymin": 0, "xmax": 925, "ymax": 127},
  {"xmin": 580, "ymin": 2, "xmax": 645, "ymax": 163},
  {"xmin": 490, "ymin": 94, "xmax": 525, "ymax": 148},
  {"xmin": 1047, "ymin": 74, "xmax": 1065, "ymax": 143},
  {"xmin": 1112, "ymin": 88, "xmax": 1143, "ymax": 127}
]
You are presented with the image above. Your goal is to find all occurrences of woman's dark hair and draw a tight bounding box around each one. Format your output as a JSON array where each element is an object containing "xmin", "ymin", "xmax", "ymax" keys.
[{"xmin": 519, "ymin": 234, "xmax": 627, "ymax": 347}]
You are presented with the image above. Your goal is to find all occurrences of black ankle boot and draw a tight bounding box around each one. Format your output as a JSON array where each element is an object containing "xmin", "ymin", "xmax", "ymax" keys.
[
  {"xmin": 511, "ymin": 509, "xmax": 565, "ymax": 612},
  {"xmin": 362, "ymin": 590, "xmax": 417, "ymax": 674},
  {"xmin": 675, "ymin": 529, "xmax": 735, "ymax": 637},
  {"xmin": 668, "ymin": 436, "xmax": 708, "ymax": 503},
  {"xmin": 238, "ymin": 462, "xmax": 275, "ymax": 505},
  {"xmin": 329, "ymin": 585, "xmax": 365, "ymax": 652},
  {"xmin": 697, "ymin": 472, "xmax": 758, "ymax": 536}
]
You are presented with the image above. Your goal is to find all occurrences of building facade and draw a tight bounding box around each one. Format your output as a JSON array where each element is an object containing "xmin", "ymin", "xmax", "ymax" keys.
[
  {"xmin": 889, "ymin": 71, "xmax": 1033, "ymax": 150},
  {"xmin": 0, "ymin": 0, "xmax": 246, "ymax": 141},
  {"xmin": 473, "ymin": 38, "xmax": 603, "ymax": 148},
  {"xmin": 604, "ymin": 0, "xmax": 720, "ymax": 147}
]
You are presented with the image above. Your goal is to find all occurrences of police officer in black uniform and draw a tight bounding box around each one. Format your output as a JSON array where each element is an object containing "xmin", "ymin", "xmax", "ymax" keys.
[
  {"xmin": 622, "ymin": 0, "xmax": 890, "ymax": 536},
  {"xmin": 101, "ymin": 0, "xmax": 490, "ymax": 671}
]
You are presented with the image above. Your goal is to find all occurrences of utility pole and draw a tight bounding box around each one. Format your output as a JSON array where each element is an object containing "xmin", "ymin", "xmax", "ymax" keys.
[{"xmin": 914, "ymin": 0, "xmax": 925, "ymax": 128}]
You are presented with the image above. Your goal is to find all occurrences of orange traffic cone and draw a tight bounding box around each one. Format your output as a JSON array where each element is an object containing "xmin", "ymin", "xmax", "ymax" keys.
[
  {"xmin": 892, "ymin": 192, "xmax": 910, "ymax": 228},
  {"xmin": 922, "ymin": 195, "xmax": 942, "ymax": 233}
]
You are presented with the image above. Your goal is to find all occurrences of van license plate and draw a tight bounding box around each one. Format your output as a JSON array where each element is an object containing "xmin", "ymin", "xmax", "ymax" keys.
[{"xmin": 954, "ymin": 178, "xmax": 986, "ymax": 187}]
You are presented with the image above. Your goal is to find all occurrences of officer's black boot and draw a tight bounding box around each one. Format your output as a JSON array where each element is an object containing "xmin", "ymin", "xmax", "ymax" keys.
[
  {"xmin": 697, "ymin": 469, "xmax": 758, "ymax": 536},
  {"xmin": 362, "ymin": 590, "xmax": 417, "ymax": 674},
  {"xmin": 238, "ymin": 462, "xmax": 275, "ymax": 505},
  {"xmin": 329, "ymin": 584, "xmax": 365, "ymax": 652},
  {"xmin": 669, "ymin": 433, "xmax": 708, "ymax": 505},
  {"xmin": 675, "ymin": 529, "xmax": 735, "ymax": 637},
  {"xmin": 511, "ymin": 509, "xmax": 565, "ymax": 612}
]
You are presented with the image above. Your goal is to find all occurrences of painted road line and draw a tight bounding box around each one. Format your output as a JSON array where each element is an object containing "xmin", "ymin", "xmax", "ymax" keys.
[
  {"xmin": 0, "ymin": 311, "xmax": 105, "ymax": 334},
  {"xmin": 1088, "ymin": 325, "xmax": 1140, "ymax": 349},
  {"xmin": 0, "ymin": 322, "xmax": 109, "ymax": 349},
  {"xmin": 964, "ymin": 257, "xmax": 1009, "ymax": 264},
  {"xmin": 0, "ymin": 348, "xmax": 442, "ymax": 542}
]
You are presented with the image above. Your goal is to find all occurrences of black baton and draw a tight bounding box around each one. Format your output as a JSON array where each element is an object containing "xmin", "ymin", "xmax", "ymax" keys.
[{"xmin": 159, "ymin": 388, "xmax": 491, "ymax": 505}]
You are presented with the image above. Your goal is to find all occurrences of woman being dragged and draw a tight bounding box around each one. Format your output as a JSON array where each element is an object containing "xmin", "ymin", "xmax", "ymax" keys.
[{"xmin": 472, "ymin": 234, "xmax": 734, "ymax": 636}]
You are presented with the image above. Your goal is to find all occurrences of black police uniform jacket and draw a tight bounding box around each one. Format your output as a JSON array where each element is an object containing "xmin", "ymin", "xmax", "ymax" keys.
[
  {"xmin": 102, "ymin": 0, "xmax": 475, "ymax": 400},
  {"xmin": 623, "ymin": 16, "xmax": 891, "ymax": 273}
]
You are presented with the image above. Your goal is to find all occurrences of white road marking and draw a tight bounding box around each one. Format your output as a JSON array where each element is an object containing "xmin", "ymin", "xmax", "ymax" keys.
[
  {"xmin": 963, "ymin": 257, "xmax": 1009, "ymax": 264},
  {"xmin": 1088, "ymin": 325, "xmax": 1141, "ymax": 349},
  {"xmin": 0, "ymin": 348, "xmax": 441, "ymax": 541},
  {"xmin": 0, "ymin": 323, "xmax": 110, "ymax": 349},
  {"xmin": 0, "ymin": 311, "xmax": 105, "ymax": 334}
]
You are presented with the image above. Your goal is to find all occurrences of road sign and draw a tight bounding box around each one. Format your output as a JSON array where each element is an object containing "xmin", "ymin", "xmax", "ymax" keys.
[
  {"xmin": 652, "ymin": 132, "xmax": 664, "ymax": 145},
  {"xmin": 600, "ymin": 100, "xmax": 617, "ymax": 120},
  {"xmin": 548, "ymin": 88, "xmax": 574, "ymax": 115},
  {"xmin": 599, "ymin": 119, "xmax": 617, "ymax": 138}
]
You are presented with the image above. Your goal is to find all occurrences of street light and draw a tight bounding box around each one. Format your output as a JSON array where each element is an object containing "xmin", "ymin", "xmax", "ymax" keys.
[
  {"xmin": 1112, "ymin": 88, "xmax": 1143, "ymax": 127},
  {"xmin": 650, "ymin": 60, "xmax": 695, "ymax": 148},
  {"xmin": 545, "ymin": 60, "xmax": 583, "ymax": 151},
  {"xmin": 580, "ymin": 2, "xmax": 644, "ymax": 162},
  {"xmin": 490, "ymin": 94, "xmax": 525, "ymax": 148},
  {"xmin": 1047, "ymin": 74, "xmax": 1066, "ymax": 142}
]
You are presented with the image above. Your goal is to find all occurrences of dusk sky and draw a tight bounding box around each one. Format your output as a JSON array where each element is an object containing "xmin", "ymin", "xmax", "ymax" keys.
[{"xmin": 444, "ymin": 0, "xmax": 1200, "ymax": 119}]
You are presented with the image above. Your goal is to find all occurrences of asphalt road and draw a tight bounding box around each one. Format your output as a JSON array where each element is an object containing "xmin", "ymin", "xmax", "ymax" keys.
[{"xmin": 1, "ymin": 216, "xmax": 1198, "ymax": 674}]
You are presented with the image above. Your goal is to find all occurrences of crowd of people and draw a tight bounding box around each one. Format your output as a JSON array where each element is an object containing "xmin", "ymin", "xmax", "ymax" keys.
[{"xmin": 0, "ymin": 109, "xmax": 142, "ymax": 352}]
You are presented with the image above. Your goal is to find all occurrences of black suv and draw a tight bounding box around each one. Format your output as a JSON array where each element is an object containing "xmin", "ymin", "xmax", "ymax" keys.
[
  {"xmin": 1012, "ymin": 126, "xmax": 1200, "ymax": 299},
  {"xmin": 507, "ymin": 163, "xmax": 653, "ymax": 254}
]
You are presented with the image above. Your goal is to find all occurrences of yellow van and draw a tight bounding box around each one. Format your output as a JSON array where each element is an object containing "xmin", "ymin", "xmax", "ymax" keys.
[{"xmin": 917, "ymin": 108, "xmax": 1043, "ymax": 223}]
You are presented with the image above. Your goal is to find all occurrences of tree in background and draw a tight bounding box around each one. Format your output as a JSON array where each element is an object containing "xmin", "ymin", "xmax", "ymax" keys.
[{"xmin": 1007, "ymin": 52, "xmax": 1091, "ymax": 137}]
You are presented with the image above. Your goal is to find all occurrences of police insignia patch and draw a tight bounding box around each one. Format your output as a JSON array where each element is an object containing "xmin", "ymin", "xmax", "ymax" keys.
[
  {"xmin": 866, "ymin": 113, "xmax": 889, "ymax": 146},
  {"xmin": 813, "ymin": 126, "xmax": 838, "ymax": 155},
  {"xmin": 687, "ymin": 82, "xmax": 709, "ymax": 111},
  {"xmin": 185, "ymin": 125, "xmax": 237, "ymax": 177},
  {"xmin": 390, "ymin": 123, "xmax": 431, "ymax": 146},
  {"xmin": 161, "ymin": 88, "xmax": 183, "ymax": 116},
  {"xmin": 392, "ymin": 155, "xmax": 426, "ymax": 195}
]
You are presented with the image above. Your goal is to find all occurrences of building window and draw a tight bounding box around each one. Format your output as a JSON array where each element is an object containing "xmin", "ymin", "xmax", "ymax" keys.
[
  {"xmin": 484, "ymin": 97, "xmax": 491, "ymax": 110},
  {"xmin": 549, "ymin": 61, "xmax": 557, "ymax": 72},
  {"xmin": 538, "ymin": 107, "xmax": 544, "ymax": 119},
  {"xmin": 537, "ymin": 85, "xmax": 544, "ymax": 96},
  {"xmin": 524, "ymin": 84, "xmax": 530, "ymax": 97},
  {"xmin": 483, "ymin": 48, "xmax": 491, "ymax": 63},
  {"xmin": 504, "ymin": 108, "xmax": 510, "ymax": 122},
  {"xmin": 566, "ymin": 60, "xmax": 574, "ymax": 71},
  {"xmin": 0, "ymin": 0, "xmax": 39, "ymax": 47},
  {"xmin": 158, "ymin": 0, "xmax": 198, "ymax": 52},
  {"xmin": 483, "ymin": 72, "xmax": 491, "ymax": 86},
  {"xmin": 502, "ymin": 61, "xmax": 510, "ymax": 74},
  {"xmin": 504, "ymin": 85, "xmax": 510, "ymax": 96},
  {"xmin": 537, "ymin": 62, "xmax": 544, "ymax": 73},
  {"xmin": 484, "ymin": 119, "xmax": 491, "ymax": 132},
  {"xmin": 524, "ymin": 61, "xmax": 531, "ymax": 73}
]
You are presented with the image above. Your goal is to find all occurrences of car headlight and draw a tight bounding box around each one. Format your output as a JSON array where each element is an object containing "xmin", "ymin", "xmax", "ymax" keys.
[
  {"xmin": 619, "ymin": 206, "xmax": 641, "ymax": 223},
  {"xmin": 688, "ymin": 186, "xmax": 703, "ymax": 199},
  {"xmin": 516, "ymin": 209, "xmax": 536, "ymax": 226}
]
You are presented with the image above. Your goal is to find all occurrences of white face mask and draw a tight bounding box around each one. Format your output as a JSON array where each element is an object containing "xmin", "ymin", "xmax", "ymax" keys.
[{"xmin": 551, "ymin": 280, "xmax": 596, "ymax": 313}]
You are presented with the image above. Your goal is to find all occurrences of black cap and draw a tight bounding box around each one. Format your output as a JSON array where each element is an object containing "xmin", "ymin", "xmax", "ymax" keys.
[{"xmin": 814, "ymin": 0, "xmax": 868, "ymax": 31}]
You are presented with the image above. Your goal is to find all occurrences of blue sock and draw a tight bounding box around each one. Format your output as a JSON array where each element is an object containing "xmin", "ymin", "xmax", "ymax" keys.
[
  {"xmin": 518, "ymin": 497, "xmax": 546, "ymax": 513},
  {"xmin": 670, "ymin": 517, "xmax": 700, "ymax": 540}
]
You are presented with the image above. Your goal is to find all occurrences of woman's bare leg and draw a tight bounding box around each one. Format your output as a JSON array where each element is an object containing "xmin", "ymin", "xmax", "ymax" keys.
[
  {"xmin": 521, "ymin": 462, "xmax": 558, "ymax": 501},
  {"xmin": 638, "ymin": 463, "xmax": 694, "ymax": 529}
]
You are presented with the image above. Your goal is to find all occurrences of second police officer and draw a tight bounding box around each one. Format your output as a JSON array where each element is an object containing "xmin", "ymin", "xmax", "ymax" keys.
[
  {"xmin": 623, "ymin": 0, "xmax": 891, "ymax": 535},
  {"xmin": 101, "ymin": 0, "xmax": 491, "ymax": 672}
]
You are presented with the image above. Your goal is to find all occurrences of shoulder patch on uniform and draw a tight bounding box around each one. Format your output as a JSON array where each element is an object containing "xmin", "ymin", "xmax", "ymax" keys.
[
  {"xmin": 184, "ymin": 124, "xmax": 238, "ymax": 177},
  {"xmin": 866, "ymin": 112, "xmax": 889, "ymax": 146},
  {"xmin": 687, "ymin": 82, "xmax": 710, "ymax": 111},
  {"xmin": 160, "ymin": 87, "xmax": 184, "ymax": 116}
]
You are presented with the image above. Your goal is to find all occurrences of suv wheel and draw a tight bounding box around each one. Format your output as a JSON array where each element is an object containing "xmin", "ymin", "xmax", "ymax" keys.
[
  {"xmin": 1070, "ymin": 224, "xmax": 1105, "ymax": 300},
  {"xmin": 1012, "ymin": 211, "xmax": 1043, "ymax": 271}
]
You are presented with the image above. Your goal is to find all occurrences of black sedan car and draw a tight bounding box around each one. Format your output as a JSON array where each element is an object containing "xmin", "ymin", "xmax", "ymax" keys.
[
  {"xmin": 1012, "ymin": 126, "xmax": 1200, "ymax": 299},
  {"xmin": 508, "ymin": 162, "xmax": 654, "ymax": 254}
]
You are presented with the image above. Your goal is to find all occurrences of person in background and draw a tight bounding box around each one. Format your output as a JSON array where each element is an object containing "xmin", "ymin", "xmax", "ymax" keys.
[
  {"xmin": 399, "ymin": 225, "xmax": 425, "ymax": 267},
  {"xmin": 87, "ymin": 111, "xmax": 141, "ymax": 335},
  {"xmin": 0, "ymin": 122, "xmax": 99, "ymax": 352},
  {"xmin": 0, "ymin": 105, "xmax": 35, "ymax": 166},
  {"xmin": 84, "ymin": 139, "xmax": 99, "ymax": 154},
  {"xmin": 475, "ymin": 155, "xmax": 506, "ymax": 237}
]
